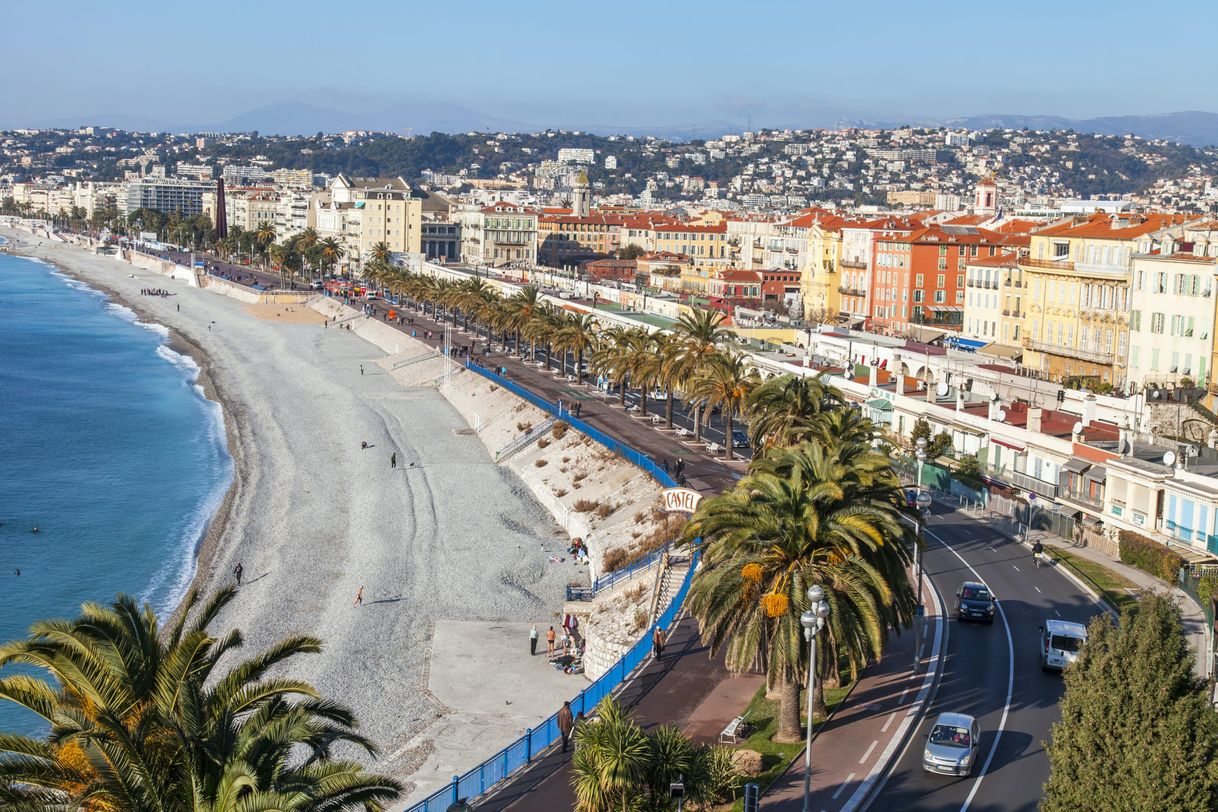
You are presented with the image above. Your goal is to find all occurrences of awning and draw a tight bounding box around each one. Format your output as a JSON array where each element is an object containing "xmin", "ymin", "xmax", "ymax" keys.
[
  {"xmin": 1063, "ymin": 459, "xmax": 1092, "ymax": 474},
  {"xmin": 927, "ymin": 305, "xmax": 964, "ymax": 313},
  {"xmin": 865, "ymin": 398, "xmax": 893, "ymax": 411},
  {"xmin": 949, "ymin": 337, "xmax": 988, "ymax": 350},
  {"xmin": 907, "ymin": 326, "xmax": 947, "ymax": 344},
  {"xmin": 991, "ymin": 437, "xmax": 1025, "ymax": 452},
  {"xmin": 1084, "ymin": 465, "xmax": 1108, "ymax": 484},
  {"xmin": 979, "ymin": 342, "xmax": 1022, "ymax": 360}
]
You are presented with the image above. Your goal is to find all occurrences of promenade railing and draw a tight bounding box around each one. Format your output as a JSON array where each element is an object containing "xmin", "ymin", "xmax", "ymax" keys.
[{"xmin": 402, "ymin": 363, "xmax": 695, "ymax": 812}]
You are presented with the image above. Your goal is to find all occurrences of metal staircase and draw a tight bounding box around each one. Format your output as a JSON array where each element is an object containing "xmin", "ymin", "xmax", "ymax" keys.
[{"xmin": 496, "ymin": 417, "xmax": 557, "ymax": 462}]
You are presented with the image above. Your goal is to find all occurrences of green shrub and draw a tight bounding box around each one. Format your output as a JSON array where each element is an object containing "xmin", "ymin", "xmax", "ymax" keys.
[
  {"xmin": 1118, "ymin": 530, "xmax": 1185, "ymax": 582},
  {"xmin": 1197, "ymin": 572, "xmax": 1218, "ymax": 610}
]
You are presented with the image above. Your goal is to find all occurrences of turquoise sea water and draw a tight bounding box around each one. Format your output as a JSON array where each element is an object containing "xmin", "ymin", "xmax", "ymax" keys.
[{"xmin": 0, "ymin": 249, "xmax": 232, "ymax": 734}]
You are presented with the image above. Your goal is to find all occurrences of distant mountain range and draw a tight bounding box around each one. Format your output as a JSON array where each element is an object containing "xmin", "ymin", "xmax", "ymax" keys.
[{"xmin": 33, "ymin": 103, "xmax": 1218, "ymax": 147}]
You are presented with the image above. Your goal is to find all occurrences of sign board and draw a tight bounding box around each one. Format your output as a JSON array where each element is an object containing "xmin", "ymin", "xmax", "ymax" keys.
[
  {"xmin": 743, "ymin": 783, "xmax": 760, "ymax": 812},
  {"xmin": 662, "ymin": 487, "xmax": 703, "ymax": 514}
]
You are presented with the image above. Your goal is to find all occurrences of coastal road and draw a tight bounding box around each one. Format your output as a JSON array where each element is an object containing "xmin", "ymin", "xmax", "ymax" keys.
[{"xmin": 871, "ymin": 505, "xmax": 1103, "ymax": 811}]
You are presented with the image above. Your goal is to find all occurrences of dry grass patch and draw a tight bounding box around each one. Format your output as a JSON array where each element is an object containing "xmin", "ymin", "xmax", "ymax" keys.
[
  {"xmin": 594, "ymin": 502, "xmax": 616, "ymax": 520},
  {"xmin": 553, "ymin": 488, "xmax": 568, "ymax": 498},
  {"xmin": 534, "ymin": 459, "xmax": 548, "ymax": 468},
  {"xmin": 572, "ymin": 498, "xmax": 600, "ymax": 513},
  {"xmin": 552, "ymin": 421, "xmax": 570, "ymax": 440},
  {"xmin": 537, "ymin": 438, "xmax": 550, "ymax": 449}
]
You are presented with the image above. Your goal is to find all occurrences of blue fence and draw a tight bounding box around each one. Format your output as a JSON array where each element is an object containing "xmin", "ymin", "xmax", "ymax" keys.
[
  {"xmin": 566, "ymin": 542, "xmax": 671, "ymax": 601},
  {"xmin": 403, "ymin": 363, "xmax": 696, "ymax": 812}
]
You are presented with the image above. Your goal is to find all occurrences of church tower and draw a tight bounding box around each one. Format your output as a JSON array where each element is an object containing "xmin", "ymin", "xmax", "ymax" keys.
[
  {"xmin": 572, "ymin": 169, "xmax": 591, "ymax": 218},
  {"xmin": 973, "ymin": 173, "xmax": 998, "ymax": 215}
]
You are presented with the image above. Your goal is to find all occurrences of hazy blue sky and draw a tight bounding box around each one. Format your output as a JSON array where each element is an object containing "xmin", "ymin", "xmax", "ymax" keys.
[{"xmin": 5, "ymin": 0, "xmax": 1216, "ymax": 129}]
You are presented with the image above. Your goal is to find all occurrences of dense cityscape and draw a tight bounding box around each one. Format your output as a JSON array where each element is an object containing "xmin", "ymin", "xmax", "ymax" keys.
[{"xmin": 5, "ymin": 3, "xmax": 1218, "ymax": 811}]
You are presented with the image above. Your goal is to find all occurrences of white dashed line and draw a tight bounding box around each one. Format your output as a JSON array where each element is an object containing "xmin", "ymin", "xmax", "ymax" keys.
[
  {"xmin": 1012, "ymin": 564, "xmax": 1021, "ymax": 572},
  {"xmin": 882, "ymin": 711, "xmax": 898, "ymax": 733},
  {"xmin": 832, "ymin": 775, "xmax": 856, "ymax": 800},
  {"xmin": 1035, "ymin": 586, "xmax": 1042, "ymax": 593}
]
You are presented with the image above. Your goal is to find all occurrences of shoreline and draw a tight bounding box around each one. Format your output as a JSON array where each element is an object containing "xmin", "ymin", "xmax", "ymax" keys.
[{"xmin": 3, "ymin": 237, "xmax": 243, "ymax": 622}]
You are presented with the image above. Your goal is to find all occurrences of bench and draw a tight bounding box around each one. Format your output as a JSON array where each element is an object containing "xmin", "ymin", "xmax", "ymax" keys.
[
  {"xmin": 625, "ymin": 403, "xmax": 639, "ymax": 413},
  {"xmin": 566, "ymin": 374, "xmax": 577, "ymax": 383},
  {"xmin": 674, "ymin": 427, "xmax": 690, "ymax": 438},
  {"xmin": 650, "ymin": 414, "xmax": 664, "ymax": 425},
  {"xmin": 720, "ymin": 714, "xmax": 748, "ymax": 745},
  {"xmin": 706, "ymin": 441, "xmax": 722, "ymax": 455}
]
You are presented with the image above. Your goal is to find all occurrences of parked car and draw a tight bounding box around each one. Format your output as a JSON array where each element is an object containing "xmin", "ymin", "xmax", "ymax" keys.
[
  {"xmin": 731, "ymin": 429, "xmax": 750, "ymax": 449},
  {"xmin": 955, "ymin": 581, "xmax": 995, "ymax": 624},
  {"xmin": 923, "ymin": 712, "xmax": 980, "ymax": 777},
  {"xmin": 1040, "ymin": 619, "xmax": 1087, "ymax": 671}
]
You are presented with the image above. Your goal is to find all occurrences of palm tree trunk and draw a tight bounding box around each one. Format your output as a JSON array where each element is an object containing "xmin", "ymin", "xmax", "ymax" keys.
[
  {"xmin": 641, "ymin": 391, "xmax": 648, "ymax": 417},
  {"xmin": 725, "ymin": 410, "xmax": 734, "ymax": 461},
  {"xmin": 776, "ymin": 679, "xmax": 802, "ymax": 743},
  {"xmin": 666, "ymin": 393, "xmax": 674, "ymax": 429},
  {"xmin": 577, "ymin": 349, "xmax": 584, "ymax": 384},
  {"xmin": 619, "ymin": 378, "xmax": 627, "ymax": 407},
  {"xmin": 693, "ymin": 404, "xmax": 702, "ymax": 441}
]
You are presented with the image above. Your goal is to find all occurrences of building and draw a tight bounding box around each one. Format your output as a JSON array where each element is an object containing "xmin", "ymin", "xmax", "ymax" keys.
[
  {"xmin": 176, "ymin": 162, "xmax": 214, "ymax": 181},
  {"xmin": 707, "ymin": 270, "xmax": 762, "ymax": 309},
  {"xmin": 963, "ymin": 251, "xmax": 1022, "ymax": 347},
  {"xmin": 1020, "ymin": 213, "xmax": 1191, "ymax": 387},
  {"xmin": 651, "ymin": 222, "xmax": 729, "ymax": 271},
  {"xmin": 310, "ymin": 175, "xmax": 422, "ymax": 272},
  {"xmin": 456, "ymin": 201, "xmax": 537, "ymax": 266},
  {"xmin": 801, "ymin": 213, "xmax": 853, "ymax": 322},
  {"xmin": 222, "ymin": 164, "xmax": 273, "ymax": 186},
  {"xmin": 761, "ymin": 268, "xmax": 801, "ymax": 311},
  {"xmin": 571, "ymin": 170, "xmax": 591, "ymax": 218},
  {"xmin": 582, "ymin": 258, "xmax": 638, "ymax": 284},
  {"xmin": 1127, "ymin": 241, "xmax": 1218, "ymax": 390},
  {"xmin": 557, "ymin": 148, "xmax": 595, "ymax": 165},
  {"xmin": 122, "ymin": 177, "xmax": 212, "ymax": 217},
  {"xmin": 536, "ymin": 210, "xmax": 624, "ymax": 268}
]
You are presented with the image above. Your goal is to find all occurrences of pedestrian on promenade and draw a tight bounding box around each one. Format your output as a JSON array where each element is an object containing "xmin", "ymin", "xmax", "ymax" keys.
[
  {"xmin": 662, "ymin": 459, "xmax": 670, "ymax": 475},
  {"xmin": 530, "ymin": 624, "xmax": 539, "ymax": 656},
  {"xmin": 675, "ymin": 457, "xmax": 685, "ymax": 479},
  {"xmin": 574, "ymin": 402, "xmax": 582, "ymax": 418},
  {"xmin": 354, "ymin": 586, "xmax": 364, "ymax": 606},
  {"xmin": 233, "ymin": 562, "xmax": 243, "ymax": 586},
  {"xmin": 547, "ymin": 625, "xmax": 556, "ymax": 654},
  {"xmin": 391, "ymin": 452, "xmax": 397, "ymax": 469},
  {"xmin": 557, "ymin": 701, "xmax": 575, "ymax": 753},
  {"xmin": 360, "ymin": 364, "xmax": 364, "ymax": 376},
  {"xmin": 652, "ymin": 625, "xmax": 665, "ymax": 659}
]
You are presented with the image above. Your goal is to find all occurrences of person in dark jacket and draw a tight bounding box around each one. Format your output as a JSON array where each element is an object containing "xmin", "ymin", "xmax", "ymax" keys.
[{"xmin": 557, "ymin": 701, "xmax": 575, "ymax": 752}]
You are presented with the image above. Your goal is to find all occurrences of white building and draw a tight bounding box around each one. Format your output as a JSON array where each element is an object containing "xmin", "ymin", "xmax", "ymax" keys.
[{"xmin": 1127, "ymin": 251, "xmax": 1218, "ymax": 389}]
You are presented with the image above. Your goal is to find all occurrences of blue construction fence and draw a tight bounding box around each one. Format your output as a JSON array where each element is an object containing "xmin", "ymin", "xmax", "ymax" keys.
[{"xmin": 401, "ymin": 363, "xmax": 697, "ymax": 812}]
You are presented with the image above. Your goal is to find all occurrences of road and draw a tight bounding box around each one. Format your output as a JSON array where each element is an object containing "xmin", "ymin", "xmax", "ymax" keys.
[{"xmin": 872, "ymin": 505, "xmax": 1103, "ymax": 811}]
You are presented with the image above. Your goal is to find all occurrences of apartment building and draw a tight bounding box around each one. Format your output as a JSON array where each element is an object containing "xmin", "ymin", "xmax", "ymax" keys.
[
  {"xmin": 311, "ymin": 175, "xmax": 423, "ymax": 270},
  {"xmin": 121, "ymin": 177, "xmax": 212, "ymax": 216},
  {"xmin": 1127, "ymin": 251, "xmax": 1218, "ymax": 390},
  {"xmin": 456, "ymin": 201, "xmax": 537, "ymax": 266},
  {"xmin": 536, "ymin": 211, "xmax": 624, "ymax": 267}
]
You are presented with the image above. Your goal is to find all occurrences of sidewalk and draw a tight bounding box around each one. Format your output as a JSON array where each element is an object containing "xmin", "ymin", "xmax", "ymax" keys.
[{"xmin": 761, "ymin": 575, "xmax": 943, "ymax": 811}]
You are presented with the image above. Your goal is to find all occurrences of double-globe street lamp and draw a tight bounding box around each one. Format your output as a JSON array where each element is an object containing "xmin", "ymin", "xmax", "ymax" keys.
[
  {"xmin": 913, "ymin": 437, "xmax": 929, "ymax": 667},
  {"xmin": 801, "ymin": 584, "xmax": 831, "ymax": 812}
]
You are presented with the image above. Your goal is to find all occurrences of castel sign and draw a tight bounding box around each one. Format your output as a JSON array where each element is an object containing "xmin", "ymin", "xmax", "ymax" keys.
[{"xmin": 662, "ymin": 487, "xmax": 703, "ymax": 514}]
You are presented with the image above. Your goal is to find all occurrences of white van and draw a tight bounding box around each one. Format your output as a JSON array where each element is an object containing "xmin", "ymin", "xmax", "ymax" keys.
[{"xmin": 1040, "ymin": 619, "xmax": 1087, "ymax": 671}]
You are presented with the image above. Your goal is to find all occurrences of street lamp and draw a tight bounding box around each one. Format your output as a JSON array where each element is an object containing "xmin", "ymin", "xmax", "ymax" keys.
[
  {"xmin": 800, "ymin": 585, "xmax": 831, "ymax": 812},
  {"xmin": 447, "ymin": 801, "xmax": 474, "ymax": 812},
  {"xmin": 913, "ymin": 436, "xmax": 928, "ymax": 651}
]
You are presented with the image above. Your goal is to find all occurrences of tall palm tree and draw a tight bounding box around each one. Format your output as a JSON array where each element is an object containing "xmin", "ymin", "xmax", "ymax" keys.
[
  {"xmin": 621, "ymin": 330, "xmax": 660, "ymax": 416},
  {"xmin": 506, "ymin": 286, "xmax": 543, "ymax": 359},
  {"xmin": 0, "ymin": 588, "xmax": 402, "ymax": 810},
  {"xmin": 253, "ymin": 221, "xmax": 277, "ymax": 267},
  {"xmin": 369, "ymin": 241, "xmax": 392, "ymax": 265},
  {"xmin": 685, "ymin": 440, "xmax": 916, "ymax": 741},
  {"xmin": 589, "ymin": 326, "xmax": 632, "ymax": 406},
  {"xmin": 745, "ymin": 373, "xmax": 847, "ymax": 450},
  {"xmin": 687, "ymin": 351, "xmax": 760, "ymax": 460},
  {"xmin": 318, "ymin": 237, "xmax": 345, "ymax": 278},
  {"xmin": 556, "ymin": 312, "xmax": 599, "ymax": 384},
  {"xmin": 295, "ymin": 227, "xmax": 320, "ymax": 281}
]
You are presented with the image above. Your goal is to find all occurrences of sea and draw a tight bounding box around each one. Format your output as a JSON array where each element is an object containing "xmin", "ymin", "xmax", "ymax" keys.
[{"xmin": 0, "ymin": 247, "xmax": 233, "ymax": 735}]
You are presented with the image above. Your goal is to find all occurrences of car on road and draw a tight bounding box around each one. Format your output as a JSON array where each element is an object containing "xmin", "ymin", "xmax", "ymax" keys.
[
  {"xmin": 923, "ymin": 712, "xmax": 980, "ymax": 776},
  {"xmin": 309, "ymin": 281, "xmax": 323, "ymax": 290},
  {"xmin": 1040, "ymin": 618, "xmax": 1087, "ymax": 671},
  {"xmin": 731, "ymin": 429, "xmax": 750, "ymax": 449},
  {"xmin": 955, "ymin": 581, "xmax": 995, "ymax": 624}
]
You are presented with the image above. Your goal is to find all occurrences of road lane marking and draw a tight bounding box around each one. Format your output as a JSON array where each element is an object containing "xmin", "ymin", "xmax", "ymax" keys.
[
  {"xmin": 833, "ymin": 774, "xmax": 855, "ymax": 800},
  {"xmin": 1035, "ymin": 586, "xmax": 1042, "ymax": 593},
  {"xmin": 926, "ymin": 527, "xmax": 1014, "ymax": 812},
  {"xmin": 860, "ymin": 740, "xmax": 879, "ymax": 763},
  {"xmin": 1012, "ymin": 564, "xmax": 1020, "ymax": 572},
  {"xmin": 1054, "ymin": 610, "xmax": 1061, "ymax": 617},
  {"xmin": 881, "ymin": 711, "xmax": 898, "ymax": 733}
]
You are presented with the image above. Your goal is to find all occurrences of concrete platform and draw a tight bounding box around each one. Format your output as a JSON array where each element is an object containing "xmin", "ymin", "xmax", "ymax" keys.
[{"xmin": 402, "ymin": 620, "xmax": 584, "ymax": 803}]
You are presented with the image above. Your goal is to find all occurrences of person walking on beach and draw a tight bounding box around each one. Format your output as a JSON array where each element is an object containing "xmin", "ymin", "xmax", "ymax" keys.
[
  {"xmin": 557, "ymin": 701, "xmax": 575, "ymax": 753},
  {"xmin": 390, "ymin": 452, "xmax": 397, "ymax": 469},
  {"xmin": 360, "ymin": 364, "xmax": 364, "ymax": 376},
  {"xmin": 546, "ymin": 625, "xmax": 556, "ymax": 654},
  {"xmin": 652, "ymin": 625, "xmax": 666, "ymax": 659},
  {"xmin": 353, "ymin": 586, "xmax": 364, "ymax": 606},
  {"xmin": 529, "ymin": 624, "xmax": 539, "ymax": 656},
  {"xmin": 233, "ymin": 562, "xmax": 243, "ymax": 586}
]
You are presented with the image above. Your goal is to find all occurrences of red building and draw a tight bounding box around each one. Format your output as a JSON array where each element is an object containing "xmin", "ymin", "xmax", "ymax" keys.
[
  {"xmin": 582, "ymin": 258, "xmax": 639, "ymax": 284},
  {"xmin": 871, "ymin": 225, "xmax": 1020, "ymax": 335}
]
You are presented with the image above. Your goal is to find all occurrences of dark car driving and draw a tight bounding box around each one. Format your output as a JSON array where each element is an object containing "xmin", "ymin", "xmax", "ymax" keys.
[
  {"xmin": 955, "ymin": 581, "xmax": 995, "ymax": 624},
  {"xmin": 731, "ymin": 429, "xmax": 750, "ymax": 449}
]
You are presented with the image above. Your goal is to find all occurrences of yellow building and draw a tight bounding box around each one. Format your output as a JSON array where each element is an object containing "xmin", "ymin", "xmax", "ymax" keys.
[
  {"xmin": 652, "ymin": 222, "xmax": 729, "ymax": 275},
  {"xmin": 310, "ymin": 175, "xmax": 422, "ymax": 270},
  {"xmin": 1020, "ymin": 213, "xmax": 1189, "ymax": 386},
  {"xmin": 800, "ymin": 215, "xmax": 849, "ymax": 322}
]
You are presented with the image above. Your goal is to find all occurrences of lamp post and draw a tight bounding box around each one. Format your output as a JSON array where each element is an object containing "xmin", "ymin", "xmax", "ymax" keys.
[
  {"xmin": 800, "ymin": 584, "xmax": 831, "ymax": 812},
  {"xmin": 447, "ymin": 801, "xmax": 474, "ymax": 812},
  {"xmin": 914, "ymin": 437, "xmax": 928, "ymax": 667}
]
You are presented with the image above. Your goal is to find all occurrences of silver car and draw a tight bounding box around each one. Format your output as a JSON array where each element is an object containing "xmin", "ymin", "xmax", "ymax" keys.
[{"xmin": 922, "ymin": 712, "xmax": 980, "ymax": 777}]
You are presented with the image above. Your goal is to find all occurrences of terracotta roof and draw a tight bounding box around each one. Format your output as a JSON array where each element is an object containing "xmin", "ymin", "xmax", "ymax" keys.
[
  {"xmin": 966, "ymin": 251, "xmax": 1021, "ymax": 268},
  {"xmin": 945, "ymin": 214, "xmax": 990, "ymax": 226},
  {"xmin": 717, "ymin": 270, "xmax": 763, "ymax": 282},
  {"xmin": 1048, "ymin": 212, "xmax": 1192, "ymax": 240}
]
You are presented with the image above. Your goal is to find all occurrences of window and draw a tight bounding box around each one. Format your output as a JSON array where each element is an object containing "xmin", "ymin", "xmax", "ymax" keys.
[
  {"xmin": 1053, "ymin": 242, "xmax": 1069, "ymax": 258},
  {"xmin": 957, "ymin": 274, "xmax": 964, "ymax": 288},
  {"xmin": 937, "ymin": 274, "xmax": 946, "ymax": 288},
  {"xmin": 1156, "ymin": 272, "xmax": 1168, "ymax": 293},
  {"xmin": 935, "ymin": 290, "xmax": 946, "ymax": 303},
  {"xmin": 1151, "ymin": 313, "xmax": 1165, "ymax": 334},
  {"xmin": 939, "ymin": 245, "xmax": 947, "ymax": 256},
  {"xmin": 938, "ymin": 258, "xmax": 947, "ymax": 270},
  {"xmin": 915, "ymin": 274, "xmax": 924, "ymax": 287}
]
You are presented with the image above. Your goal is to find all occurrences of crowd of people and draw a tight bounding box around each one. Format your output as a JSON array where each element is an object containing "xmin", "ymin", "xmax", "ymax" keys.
[{"xmin": 139, "ymin": 287, "xmax": 173, "ymax": 297}]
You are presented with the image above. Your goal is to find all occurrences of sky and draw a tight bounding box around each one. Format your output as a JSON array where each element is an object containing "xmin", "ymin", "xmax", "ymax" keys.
[{"xmin": 4, "ymin": 0, "xmax": 1217, "ymax": 131}]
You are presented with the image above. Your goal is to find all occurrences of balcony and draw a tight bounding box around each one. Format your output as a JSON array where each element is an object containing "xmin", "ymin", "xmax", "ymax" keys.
[
  {"xmin": 1060, "ymin": 488, "xmax": 1104, "ymax": 511},
  {"xmin": 1022, "ymin": 256, "xmax": 1075, "ymax": 271},
  {"xmin": 1021, "ymin": 337, "xmax": 1114, "ymax": 365},
  {"xmin": 841, "ymin": 259, "xmax": 867, "ymax": 270},
  {"xmin": 1009, "ymin": 470, "xmax": 1059, "ymax": 499},
  {"xmin": 838, "ymin": 286, "xmax": 866, "ymax": 297},
  {"xmin": 1074, "ymin": 261, "xmax": 1129, "ymax": 280}
]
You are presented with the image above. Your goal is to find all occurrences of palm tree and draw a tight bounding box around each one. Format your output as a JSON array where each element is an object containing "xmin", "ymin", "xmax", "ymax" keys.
[
  {"xmin": 295, "ymin": 227, "xmax": 320, "ymax": 280},
  {"xmin": 745, "ymin": 373, "xmax": 847, "ymax": 450},
  {"xmin": 369, "ymin": 241, "xmax": 392, "ymax": 265},
  {"xmin": 556, "ymin": 312, "xmax": 599, "ymax": 383},
  {"xmin": 253, "ymin": 221, "xmax": 277, "ymax": 268},
  {"xmin": 589, "ymin": 327, "xmax": 636, "ymax": 407},
  {"xmin": 0, "ymin": 588, "xmax": 402, "ymax": 810},
  {"xmin": 318, "ymin": 237, "xmax": 345, "ymax": 278},
  {"xmin": 687, "ymin": 351, "xmax": 760, "ymax": 460},
  {"xmin": 506, "ymin": 286, "xmax": 543, "ymax": 359},
  {"xmin": 685, "ymin": 440, "xmax": 916, "ymax": 741}
]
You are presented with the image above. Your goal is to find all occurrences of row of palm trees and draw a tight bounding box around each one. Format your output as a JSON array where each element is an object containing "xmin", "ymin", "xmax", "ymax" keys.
[
  {"xmin": 0, "ymin": 588, "xmax": 400, "ymax": 810},
  {"xmin": 214, "ymin": 223, "xmax": 368, "ymax": 289},
  {"xmin": 361, "ymin": 266, "xmax": 774, "ymax": 460}
]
